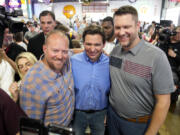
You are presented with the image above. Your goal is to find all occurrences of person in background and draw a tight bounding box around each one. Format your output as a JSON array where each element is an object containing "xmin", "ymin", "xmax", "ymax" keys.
[
  {"xmin": 9, "ymin": 52, "xmax": 37, "ymax": 103},
  {"xmin": 24, "ymin": 24, "xmax": 38, "ymax": 44},
  {"xmin": 108, "ymin": 5, "xmax": 174, "ymax": 135},
  {"xmin": 142, "ymin": 26, "xmax": 155, "ymax": 42},
  {"xmin": 5, "ymin": 32, "xmax": 26, "ymax": 61},
  {"xmin": 13, "ymin": 32, "xmax": 27, "ymax": 50},
  {"xmin": 167, "ymin": 26, "xmax": 180, "ymax": 103},
  {"xmin": 2, "ymin": 28, "xmax": 13, "ymax": 50},
  {"xmin": 71, "ymin": 25, "xmax": 110, "ymax": 135},
  {"xmin": 20, "ymin": 30, "xmax": 74, "ymax": 126},
  {"xmin": 0, "ymin": 49, "xmax": 15, "ymax": 96},
  {"xmin": 28, "ymin": 10, "xmax": 56, "ymax": 59},
  {"xmin": 0, "ymin": 88, "xmax": 27, "ymax": 135},
  {"xmin": 101, "ymin": 16, "xmax": 117, "ymax": 55},
  {"xmin": 55, "ymin": 23, "xmax": 75, "ymax": 49},
  {"xmin": 1, "ymin": 28, "xmax": 17, "ymax": 71}
]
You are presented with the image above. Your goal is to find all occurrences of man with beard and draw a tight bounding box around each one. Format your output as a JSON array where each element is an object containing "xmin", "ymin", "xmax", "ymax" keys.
[
  {"xmin": 20, "ymin": 30, "xmax": 75, "ymax": 127},
  {"xmin": 101, "ymin": 16, "xmax": 117, "ymax": 55},
  {"xmin": 108, "ymin": 5, "xmax": 174, "ymax": 135}
]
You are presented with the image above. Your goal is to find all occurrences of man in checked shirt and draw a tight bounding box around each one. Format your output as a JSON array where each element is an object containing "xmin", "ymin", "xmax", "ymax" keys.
[{"xmin": 20, "ymin": 30, "xmax": 75, "ymax": 126}]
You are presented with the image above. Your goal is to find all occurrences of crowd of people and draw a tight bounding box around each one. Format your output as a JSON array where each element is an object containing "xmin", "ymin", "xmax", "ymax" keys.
[{"xmin": 0, "ymin": 5, "xmax": 180, "ymax": 135}]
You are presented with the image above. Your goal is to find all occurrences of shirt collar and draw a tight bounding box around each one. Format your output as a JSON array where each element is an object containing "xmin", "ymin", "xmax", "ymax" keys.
[
  {"xmin": 83, "ymin": 51, "xmax": 103, "ymax": 63},
  {"xmin": 39, "ymin": 60, "xmax": 59, "ymax": 80},
  {"xmin": 121, "ymin": 39, "xmax": 144, "ymax": 56}
]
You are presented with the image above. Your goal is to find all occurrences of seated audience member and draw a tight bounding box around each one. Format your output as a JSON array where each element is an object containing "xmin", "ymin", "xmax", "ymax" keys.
[
  {"xmin": 9, "ymin": 52, "xmax": 37, "ymax": 102},
  {"xmin": 0, "ymin": 50, "xmax": 15, "ymax": 96},
  {"xmin": 0, "ymin": 88, "xmax": 27, "ymax": 135}
]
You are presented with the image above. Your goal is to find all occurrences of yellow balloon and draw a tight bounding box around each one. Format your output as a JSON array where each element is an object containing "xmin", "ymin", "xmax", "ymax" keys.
[
  {"xmin": 21, "ymin": 0, "xmax": 25, "ymax": 4},
  {"xmin": 63, "ymin": 5, "xmax": 76, "ymax": 19}
]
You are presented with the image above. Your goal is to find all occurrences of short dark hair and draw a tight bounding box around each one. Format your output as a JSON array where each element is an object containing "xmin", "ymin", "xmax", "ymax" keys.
[
  {"xmin": 82, "ymin": 25, "xmax": 105, "ymax": 44},
  {"xmin": 39, "ymin": 10, "xmax": 55, "ymax": 21},
  {"xmin": 13, "ymin": 32, "xmax": 23, "ymax": 42},
  {"xmin": 113, "ymin": 5, "xmax": 138, "ymax": 23},
  {"xmin": 55, "ymin": 24, "xmax": 70, "ymax": 33},
  {"xmin": 102, "ymin": 16, "xmax": 114, "ymax": 26}
]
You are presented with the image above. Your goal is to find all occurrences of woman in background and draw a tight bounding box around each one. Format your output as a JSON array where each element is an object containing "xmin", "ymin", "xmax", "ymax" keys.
[{"xmin": 9, "ymin": 52, "xmax": 37, "ymax": 102}]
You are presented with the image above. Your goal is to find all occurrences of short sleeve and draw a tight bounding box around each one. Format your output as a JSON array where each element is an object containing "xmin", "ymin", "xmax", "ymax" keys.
[{"xmin": 152, "ymin": 51, "xmax": 175, "ymax": 94}]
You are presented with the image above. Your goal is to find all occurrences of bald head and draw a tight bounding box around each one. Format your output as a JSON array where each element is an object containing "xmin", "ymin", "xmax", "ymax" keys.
[
  {"xmin": 45, "ymin": 30, "xmax": 69, "ymax": 46},
  {"xmin": 43, "ymin": 30, "xmax": 70, "ymax": 73}
]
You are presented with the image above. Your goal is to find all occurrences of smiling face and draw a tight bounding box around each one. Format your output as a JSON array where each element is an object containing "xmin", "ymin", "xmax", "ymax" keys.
[
  {"xmin": 43, "ymin": 32, "xmax": 69, "ymax": 73},
  {"xmin": 84, "ymin": 34, "xmax": 105, "ymax": 62},
  {"xmin": 114, "ymin": 14, "xmax": 140, "ymax": 50},
  {"xmin": 17, "ymin": 57, "xmax": 33, "ymax": 77}
]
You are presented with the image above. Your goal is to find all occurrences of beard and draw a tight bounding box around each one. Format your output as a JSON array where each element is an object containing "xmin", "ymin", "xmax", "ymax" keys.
[
  {"xmin": 119, "ymin": 33, "xmax": 137, "ymax": 49},
  {"xmin": 46, "ymin": 58, "xmax": 65, "ymax": 74}
]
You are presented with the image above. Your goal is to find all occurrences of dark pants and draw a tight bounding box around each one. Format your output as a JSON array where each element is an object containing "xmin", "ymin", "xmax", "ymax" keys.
[
  {"xmin": 73, "ymin": 110, "xmax": 106, "ymax": 135},
  {"xmin": 107, "ymin": 106, "xmax": 150, "ymax": 135}
]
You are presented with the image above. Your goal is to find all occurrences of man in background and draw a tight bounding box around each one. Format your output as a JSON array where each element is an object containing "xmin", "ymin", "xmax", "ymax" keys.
[
  {"xmin": 28, "ymin": 10, "xmax": 56, "ymax": 59},
  {"xmin": 24, "ymin": 23, "xmax": 38, "ymax": 44},
  {"xmin": 101, "ymin": 16, "xmax": 117, "ymax": 55}
]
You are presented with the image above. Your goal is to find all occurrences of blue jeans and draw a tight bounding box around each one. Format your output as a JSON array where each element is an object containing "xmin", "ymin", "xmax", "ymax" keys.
[
  {"xmin": 107, "ymin": 106, "xmax": 150, "ymax": 135},
  {"xmin": 73, "ymin": 110, "xmax": 106, "ymax": 135}
]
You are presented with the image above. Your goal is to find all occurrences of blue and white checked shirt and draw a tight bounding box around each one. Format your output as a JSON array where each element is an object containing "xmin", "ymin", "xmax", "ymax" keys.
[
  {"xmin": 20, "ymin": 60, "xmax": 74, "ymax": 126},
  {"xmin": 71, "ymin": 52, "xmax": 110, "ymax": 110}
]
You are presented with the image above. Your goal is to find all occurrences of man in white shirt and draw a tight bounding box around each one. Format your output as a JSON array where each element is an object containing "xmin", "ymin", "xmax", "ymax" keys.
[{"xmin": 102, "ymin": 16, "xmax": 117, "ymax": 55}]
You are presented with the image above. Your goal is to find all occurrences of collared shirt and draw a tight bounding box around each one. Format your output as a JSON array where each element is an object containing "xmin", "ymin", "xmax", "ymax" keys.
[
  {"xmin": 109, "ymin": 39, "xmax": 174, "ymax": 118},
  {"xmin": 71, "ymin": 52, "xmax": 110, "ymax": 110},
  {"xmin": 20, "ymin": 60, "xmax": 75, "ymax": 126}
]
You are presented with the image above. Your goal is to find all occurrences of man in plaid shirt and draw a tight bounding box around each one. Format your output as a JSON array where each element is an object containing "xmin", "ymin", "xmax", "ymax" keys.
[{"xmin": 20, "ymin": 30, "xmax": 75, "ymax": 126}]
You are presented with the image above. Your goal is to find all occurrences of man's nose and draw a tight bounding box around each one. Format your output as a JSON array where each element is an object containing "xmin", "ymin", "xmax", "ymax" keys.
[
  {"xmin": 90, "ymin": 46, "xmax": 96, "ymax": 52},
  {"xmin": 44, "ymin": 23, "xmax": 49, "ymax": 28},
  {"xmin": 57, "ymin": 51, "xmax": 63, "ymax": 59}
]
